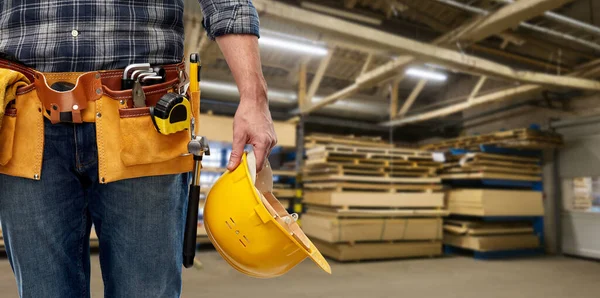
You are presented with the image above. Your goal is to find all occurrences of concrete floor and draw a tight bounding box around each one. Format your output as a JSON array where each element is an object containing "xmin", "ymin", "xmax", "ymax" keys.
[{"xmin": 0, "ymin": 251, "xmax": 599, "ymax": 297}]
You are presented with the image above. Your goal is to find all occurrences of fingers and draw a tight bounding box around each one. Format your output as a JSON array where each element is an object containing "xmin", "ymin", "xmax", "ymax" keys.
[
  {"xmin": 228, "ymin": 133, "xmax": 247, "ymax": 171},
  {"xmin": 254, "ymin": 143, "xmax": 269, "ymax": 173}
]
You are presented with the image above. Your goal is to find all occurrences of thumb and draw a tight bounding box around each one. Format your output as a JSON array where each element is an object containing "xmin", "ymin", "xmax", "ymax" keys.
[{"xmin": 228, "ymin": 134, "xmax": 246, "ymax": 171}]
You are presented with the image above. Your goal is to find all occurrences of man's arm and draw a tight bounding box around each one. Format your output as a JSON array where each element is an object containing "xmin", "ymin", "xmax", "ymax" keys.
[
  {"xmin": 198, "ymin": 0, "xmax": 276, "ymax": 172},
  {"xmin": 217, "ymin": 35, "xmax": 277, "ymax": 172}
]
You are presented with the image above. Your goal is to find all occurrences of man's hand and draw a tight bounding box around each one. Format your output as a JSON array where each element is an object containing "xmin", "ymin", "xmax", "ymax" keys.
[
  {"xmin": 216, "ymin": 34, "xmax": 277, "ymax": 172},
  {"xmin": 229, "ymin": 98, "xmax": 277, "ymax": 172}
]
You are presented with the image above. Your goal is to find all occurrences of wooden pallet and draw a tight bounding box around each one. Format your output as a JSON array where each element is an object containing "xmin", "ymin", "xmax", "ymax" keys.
[
  {"xmin": 305, "ymin": 133, "xmax": 394, "ymax": 149},
  {"xmin": 303, "ymin": 191, "xmax": 445, "ymax": 208},
  {"xmin": 303, "ymin": 166, "xmax": 434, "ymax": 178},
  {"xmin": 443, "ymin": 166, "xmax": 541, "ymax": 176},
  {"xmin": 305, "ymin": 205, "xmax": 449, "ymax": 218},
  {"xmin": 440, "ymin": 172, "xmax": 541, "ymax": 182},
  {"xmin": 313, "ymin": 239, "xmax": 442, "ymax": 261},
  {"xmin": 303, "ymin": 182, "xmax": 444, "ymax": 193},
  {"xmin": 303, "ymin": 174, "xmax": 441, "ymax": 184},
  {"xmin": 421, "ymin": 128, "xmax": 563, "ymax": 151},
  {"xmin": 444, "ymin": 219, "xmax": 534, "ymax": 236},
  {"xmin": 307, "ymin": 144, "xmax": 434, "ymax": 160}
]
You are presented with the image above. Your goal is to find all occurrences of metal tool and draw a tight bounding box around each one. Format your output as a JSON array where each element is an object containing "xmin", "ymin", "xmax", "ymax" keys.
[
  {"xmin": 183, "ymin": 53, "xmax": 207, "ymax": 269},
  {"xmin": 183, "ymin": 134, "xmax": 209, "ymax": 268},
  {"xmin": 141, "ymin": 75, "xmax": 164, "ymax": 85},
  {"xmin": 122, "ymin": 63, "xmax": 151, "ymax": 90},
  {"xmin": 132, "ymin": 79, "xmax": 146, "ymax": 108},
  {"xmin": 130, "ymin": 68, "xmax": 153, "ymax": 81}
]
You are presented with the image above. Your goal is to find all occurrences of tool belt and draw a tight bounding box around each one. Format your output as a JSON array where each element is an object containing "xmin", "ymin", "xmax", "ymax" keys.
[{"xmin": 0, "ymin": 58, "xmax": 201, "ymax": 183}]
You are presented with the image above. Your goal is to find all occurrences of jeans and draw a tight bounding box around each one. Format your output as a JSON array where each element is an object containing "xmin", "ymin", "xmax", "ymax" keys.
[{"xmin": 0, "ymin": 119, "xmax": 189, "ymax": 298}]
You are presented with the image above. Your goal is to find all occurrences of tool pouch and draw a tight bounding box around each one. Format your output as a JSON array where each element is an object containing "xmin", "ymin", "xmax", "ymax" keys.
[
  {"xmin": 0, "ymin": 83, "xmax": 45, "ymax": 180},
  {"xmin": 96, "ymin": 75, "xmax": 199, "ymax": 183}
]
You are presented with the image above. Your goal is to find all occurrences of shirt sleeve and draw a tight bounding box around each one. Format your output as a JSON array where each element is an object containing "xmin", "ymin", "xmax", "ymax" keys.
[{"xmin": 198, "ymin": 0, "xmax": 260, "ymax": 40}]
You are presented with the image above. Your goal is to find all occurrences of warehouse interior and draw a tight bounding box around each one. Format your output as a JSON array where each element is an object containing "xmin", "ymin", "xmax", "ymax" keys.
[{"xmin": 2, "ymin": 0, "xmax": 600, "ymax": 297}]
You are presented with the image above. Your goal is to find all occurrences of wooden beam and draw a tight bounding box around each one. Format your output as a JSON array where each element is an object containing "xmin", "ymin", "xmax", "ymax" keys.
[
  {"xmin": 360, "ymin": 53, "xmax": 374, "ymax": 75},
  {"xmin": 398, "ymin": 79, "xmax": 427, "ymax": 117},
  {"xmin": 298, "ymin": 62, "xmax": 308, "ymax": 111},
  {"xmin": 454, "ymin": 0, "xmax": 576, "ymax": 44},
  {"xmin": 381, "ymin": 85, "xmax": 542, "ymax": 127},
  {"xmin": 253, "ymin": 0, "xmax": 600, "ymax": 90},
  {"xmin": 301, "ymin": 2, "xmax": 382, "ymax": 25},
  {"xmin": 303, "ymin": 84, "xmax": 360, "ymax": 114},
  {"xmin": 306, "ymin": 50, "xmax": 334, "ymax": 102},
  {"xmin": 389, "ymin": 78, "xmax": 402, "ymax": 119},
  {"xmin": 355, "ymin": 56, "xmax": 414, "ymax": 88},
  {"xmin": 344, "ymin": 0, "xmax": 358, "ymax": 9},
  {"xmin": 468, "ymin": 76, "xmax": 487, "ymax": 102}
]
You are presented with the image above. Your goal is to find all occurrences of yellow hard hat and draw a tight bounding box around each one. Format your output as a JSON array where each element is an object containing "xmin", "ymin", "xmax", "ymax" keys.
[{"xmin": 204, "ymin": 151, "xmax": 331, "ymax": 278}]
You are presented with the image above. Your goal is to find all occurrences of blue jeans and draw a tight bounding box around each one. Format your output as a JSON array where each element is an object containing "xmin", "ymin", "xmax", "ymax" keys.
[{"xmin": 0, "ymin": 119, "xmax": 189, "ymax": 297}]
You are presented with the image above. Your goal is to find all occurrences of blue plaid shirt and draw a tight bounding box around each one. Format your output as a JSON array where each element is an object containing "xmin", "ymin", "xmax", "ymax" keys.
[{"xmin": 0, "ymin": 0, "xmax": 259, "ymax": 72}]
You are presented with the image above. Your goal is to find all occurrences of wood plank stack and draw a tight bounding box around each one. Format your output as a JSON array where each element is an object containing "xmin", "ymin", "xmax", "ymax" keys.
[
  {"xmin": 421, "ymin": 128, "xmax": 563, "ymax": 151},
  {"xmin": 447, "ymin": 189, "xmax": 544, "ymax": 217},
  {"xmin": 572, "ymin": 177, "xmax": 594, "ymax": 210},
  {"xmin": 443, "ymin": 220, "xmax": 540, "ymax": 252},
  {"xmin": 440, "ymin": 153, "xmax": 542, "ymax": 182},
  {"xmin": 301, "ymin": 134, "xmax": 447, "ymax": 261}
]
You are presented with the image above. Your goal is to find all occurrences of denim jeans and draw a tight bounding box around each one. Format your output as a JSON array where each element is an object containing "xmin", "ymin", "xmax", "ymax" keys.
[{"xmin": 0, "ymin": 118, "xmax": 189, "ymax": 298}]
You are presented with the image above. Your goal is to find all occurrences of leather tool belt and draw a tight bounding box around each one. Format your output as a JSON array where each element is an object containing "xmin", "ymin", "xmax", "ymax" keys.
[{"xmin": 0, "ymin": 58, "xmax": 201, "ymax": 183}]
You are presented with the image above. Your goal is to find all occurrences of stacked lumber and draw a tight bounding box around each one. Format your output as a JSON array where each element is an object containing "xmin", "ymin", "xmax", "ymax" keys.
[
  {"xmin": 440, "ymin": 153, "xmax": 542, "ymax": 182},
  {"xmin": 302, "ymin": 134, "xmax": 446, "ymax": 261},
  {"xmin": 421, "ymin": 128, "xmax": 563, "ymax": 151},
  {"xmin": 572, "ymin": 177, "xmax": 594, "ymax": 210},
  {"xmin": 447, "ymin": 189, "xmax": 544, "ymax": 217},
  {"xmin": 443, "ymin": 220, "xmax": 539, "ymax": 252},
  {"xmin": 305, "ymin": 133, "xmax": 394, "ymax": 149}
]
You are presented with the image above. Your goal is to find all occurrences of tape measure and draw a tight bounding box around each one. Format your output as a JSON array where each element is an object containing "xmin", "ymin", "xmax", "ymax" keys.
[{"xmin": 150, "ymin": 93, "xmax": 191, "ymax": 135}]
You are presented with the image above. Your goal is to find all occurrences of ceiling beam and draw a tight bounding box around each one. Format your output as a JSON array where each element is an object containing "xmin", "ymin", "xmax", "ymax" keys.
[
  {"xmin": 468, "ymin": 76, "xmax": 487, "ymax": 102},
  {"xmin": 306, "ymin": 50, "xmax": 335, "ymax": 103},
  {"xmin": 444, "ymin": 0, "xmax": 576, "ymax": 44},
  {"xmin": 398, "ymin": 79, "xmax": 427, "ymax": 117},
  {"xmin": 253, "ymin": 0, "xmax": 600, "ymax": 94},
  {"xmin": 382, "ymin": 58, "xmax": 600, "ymax": 127}
]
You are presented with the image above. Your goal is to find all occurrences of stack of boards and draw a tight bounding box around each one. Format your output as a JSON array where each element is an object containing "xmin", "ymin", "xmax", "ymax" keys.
[
  {"xmin": 421, "ymin": 128, "xmax": 563, "ymax": 151},
  {"xmin": 444, "ymin": 189, "xmax": 544, "ymax": 252},
  {"xmin": 571, "ymin": 177, "xmax": 594, "ymax": 210},
  {"xmin": 444, "ymin": 220, "xmax": 540, "ymax": 251},
  {"xmin": 301, "ymin": 134, "xmax": 447, "ymax": 261},
  {"xmin": 441, "ymin": 153, "xmax": 542, "ymax": 182}
]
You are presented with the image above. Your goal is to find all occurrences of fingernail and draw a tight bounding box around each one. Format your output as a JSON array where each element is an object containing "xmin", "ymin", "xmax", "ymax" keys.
[{"xmin": 228, "ymin": 161, "xmax": 234, "ymax": 168}]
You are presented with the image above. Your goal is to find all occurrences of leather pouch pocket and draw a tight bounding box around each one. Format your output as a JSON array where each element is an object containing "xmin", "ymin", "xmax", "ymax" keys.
[
  {"xmin": 0, "ymin": 109, "xmax": 17, "ymax": 166},
  {"xmin": 0, "ymin": 89, "xmax": 45, "ymax": 180},
  {"xmin": 95, "ymin": 96, "xmax": 193, "ymax": 183},
  {"xmin": 119, "ymin": 107, "xmax": 190, "ymax": 166}
]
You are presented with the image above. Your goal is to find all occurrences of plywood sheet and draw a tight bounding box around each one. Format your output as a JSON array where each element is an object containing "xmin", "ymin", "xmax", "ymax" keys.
[
  {"xmin": 199, "ymin": 114, "xmax": 296, "ymax": 148},
  {"xmin": 447, "ymin": 189, "xmax": 544, "ymax": 216},
  {"xmin": 306, "ymin": 206, "xmax": 449, "ymax": 218},
  {"xmin": 302, "ymin": 214, "xmax": 443, "ymax": 242},
  {"xmin": 443, "ymin": 233, "xmax": 540, "ymax": 252},
  {"xmin": 303, "ymin": 191, "xmax": 445, "ymax": 208},
  {"xmin": 313, "ymin": 239, "xmax": 442, "ymax": 261}
]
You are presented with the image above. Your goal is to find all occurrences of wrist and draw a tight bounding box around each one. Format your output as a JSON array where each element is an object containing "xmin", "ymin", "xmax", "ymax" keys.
[{"xmin": 238, "ymin": 76, "xmax": 268, "ymax": 103}]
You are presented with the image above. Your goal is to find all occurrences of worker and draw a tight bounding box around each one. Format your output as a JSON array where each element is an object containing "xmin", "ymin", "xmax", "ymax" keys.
[{"xmin": 0, "ymin": 0, "xmax": 277, "ymax": 297}]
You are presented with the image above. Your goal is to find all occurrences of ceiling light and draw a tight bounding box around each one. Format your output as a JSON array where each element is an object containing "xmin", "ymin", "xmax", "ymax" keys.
[
  {"xmin": 259, "ymin": 36, "xmax": 329, "ymax": 56},
  {"xmin": 405, "ymin": 68, "xmax": 447, "ymax": 81},
  {"xmin": 201, "ymin": 80, "xmax": 297, "ymax": 102}
]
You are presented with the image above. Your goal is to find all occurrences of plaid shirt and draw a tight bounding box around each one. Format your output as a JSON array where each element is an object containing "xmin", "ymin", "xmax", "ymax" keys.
[{"xmin": 0, "ymin": 0, "xmax": 259, "ymax": 72}]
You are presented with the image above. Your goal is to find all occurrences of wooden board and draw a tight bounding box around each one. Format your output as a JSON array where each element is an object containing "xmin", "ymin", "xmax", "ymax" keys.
[
  {"xmin": 421, "ymin": 128, "xmax": 563, "ymax": 151},
  {"xmin": 443, "ymin": 233, "xmax": 540, "ymax": 252},
  {"xmin": 303, "ymin": 174, "xmax": 441, "ymax": 184},
  {"xmin": 444, "ymin": 165, "xmax": 541, "ymax": 175},
  {"xmin": 304, "ymin": 133, "xmax": 394, "ymax": 148},
  {"xmin": 200, "ymin": 114, "xmax": 296, "ymax": 148},
  {"xmin": 306, "ymin": 205, "xmax": 449, "ymax": 218},
  {"xmin": 443, "ymin": 220, "xmax": 534, "ymax": 236},
  {"xmin": 303, "ymin": 182, "xmax": 444, "ymax": 192},
  {"xmin": 440, "ymin": 172, "xmax": 541, "ymax": 181},
  {"xmin": 302, "ymin": 214, "xmax": 443, "ymax": 243},
  {"xmin": 303, "ymin": 191, "xmax": 445, "ymax": 208},
  {"xmin": 447, "ymin": 189, "xmax": 544, "ymax": 216},
  {"xmin": 307, "ymin": 146, "xmax": 434, "ymax": 161},
  {"xmin": 272, "ymin": 188, "xmax": 296, "ymax": 198},
  {"xmin": 313, "ymin": 239, "xmax": 442, "ymax": 261}
]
